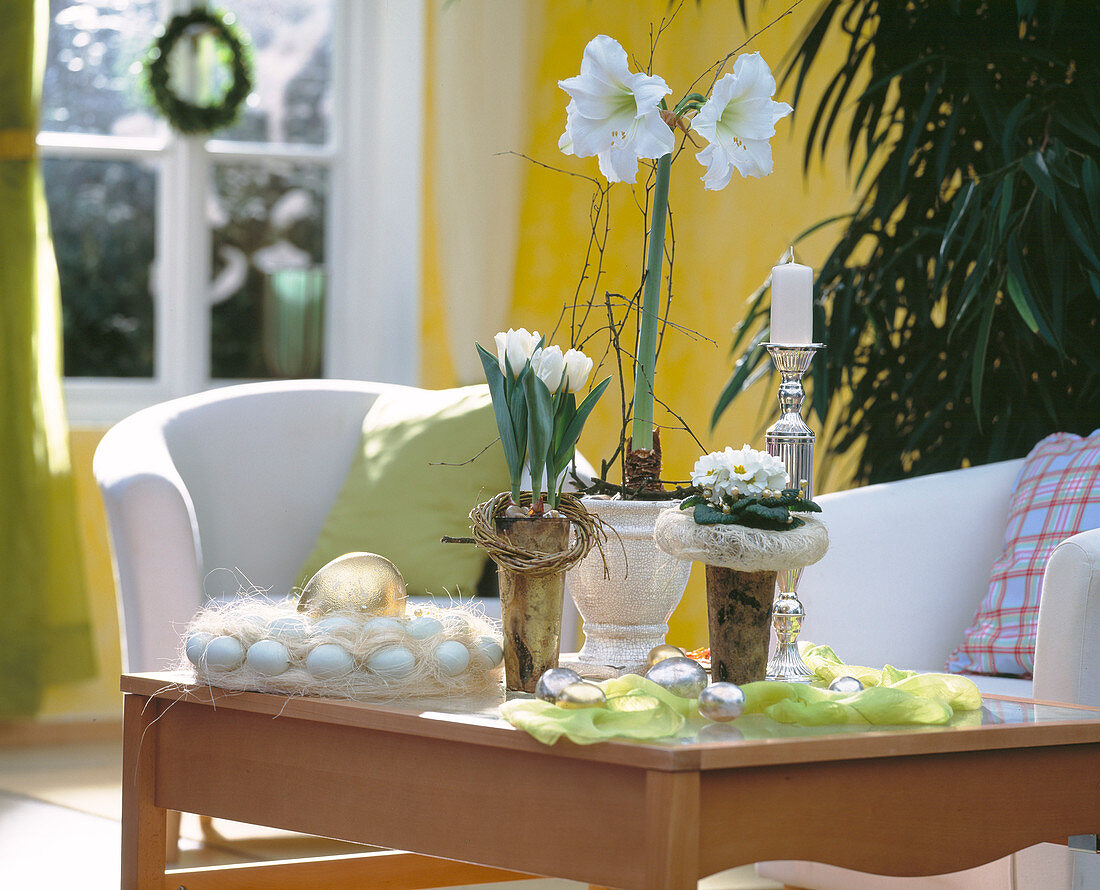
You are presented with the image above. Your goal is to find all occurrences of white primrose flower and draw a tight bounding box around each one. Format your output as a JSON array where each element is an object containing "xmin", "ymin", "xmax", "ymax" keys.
[
  {"xmin": 690, "ymin": 452, "xmax": 731, "ymax": 499},
  {"xmin": 692, "ymin": 52, "xmax": 792, "ymax": 190},
  {"xmin": 494, "ymin": 328, "xmax": 541, "ymax": 377},
  {"xmin": 562, "ymin": 348, "xmax": 594, "ymax": 393},
  {"xmin": 722, "ymin": 445, "xmax": 789, "ymax": 497},
  {"xmin": 692, "ymin": 445, "xmax": 790, "ymax": 505},
  {"xmin": 558, "ymin": 35, "xmax": 675, "ymax": 184},
  {"xmin": 531, "ymin": 344, "xmax": 566, "ymax": 391}
]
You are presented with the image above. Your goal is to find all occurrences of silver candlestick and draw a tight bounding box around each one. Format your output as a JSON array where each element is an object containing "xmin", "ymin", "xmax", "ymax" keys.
[{"xmin": 764, "ymin": 343, "xmax": 824, "ymax": 682}]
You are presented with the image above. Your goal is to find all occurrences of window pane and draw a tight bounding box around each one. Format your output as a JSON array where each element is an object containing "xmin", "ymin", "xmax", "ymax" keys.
[
  {"xmin": 44, "ymin": 157, "xmax": 157, "ymax": 378},
  {"xmin": 43, "ymin": 0, "xmax": 161, "ymax": 138},
  {"xmin": 215, "ymin": 0, "xmax": 333, "ymax": 145},
  {"xmin": 209, "ymin": 161, "xmax": 327, "ymax": 379}
]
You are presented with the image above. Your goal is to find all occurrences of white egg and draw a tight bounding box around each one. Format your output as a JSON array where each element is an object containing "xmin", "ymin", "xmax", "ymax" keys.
[
  {"xmin": 246, "ymin": 640, "xmax": 291, "ymax": 676},
  {"xmin": 203, "ymin": 635, "xmax": 245, "ymax": 671},
  {"xmin": 315, "ymin": 615, "xmax": 358, "ymax": 634},
  {"xmin": 235, "ymin": 612, "xmax": 268, "ymax": 631},
  {"xmin": 433, "ymin": 640, "xmax": 471, "ymax": 677},
  {"xmin": 365, "ymin": 617, "xmax": 405, "ymax": 636},
  {"xmin": 469, "ymin": 635, "xmax": 504, "ymax": 669},
  {"xmin": 184, "ymin": 631, "xmax": 213, "ymax": 666},
  {"xmin": 267, "ymin": 616, "xmax": 310, "ymax": 638},
  {"xmin": 306, "ymin": 643, "xmax": 356, "ymax": 680},
  {"xmin": 405, "ymin": 615, "xmax": 444, "ymax": 640},
  {"xmin": 368, "ymin": 646, "xmax": 416, "ymax": 680}
]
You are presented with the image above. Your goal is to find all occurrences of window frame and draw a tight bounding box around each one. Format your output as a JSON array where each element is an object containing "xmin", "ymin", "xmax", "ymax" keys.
[{"xmin": 42, "ymin": 0, "xmax": 423, "ymax": 426}]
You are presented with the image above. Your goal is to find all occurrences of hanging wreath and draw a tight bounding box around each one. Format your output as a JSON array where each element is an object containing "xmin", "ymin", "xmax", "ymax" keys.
[{"xmin": 144, "ymin": 8, "xmax": 254, "ymax": 135}]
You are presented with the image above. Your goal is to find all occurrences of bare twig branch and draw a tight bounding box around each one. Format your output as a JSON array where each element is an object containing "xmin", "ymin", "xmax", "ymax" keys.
[
  {"xmin": 430, "ymin": 438, "xmax": 500, "ymax": 467},
  {"xmin": 685, "ymin": 0, "xmax": 805, "ymax": 98}
]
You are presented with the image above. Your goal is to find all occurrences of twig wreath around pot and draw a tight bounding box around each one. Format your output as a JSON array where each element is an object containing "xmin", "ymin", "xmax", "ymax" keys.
[
  {"xmin": 654, "ymin": 445, "xmax": 827, "ymax": 684},
  {"xmin": 472, "ymin": 331, "xmax": 610, "ymax": 692},
  {"xmin": 144, "ymin": 7, "xmax": 254, "ymax": 135}
]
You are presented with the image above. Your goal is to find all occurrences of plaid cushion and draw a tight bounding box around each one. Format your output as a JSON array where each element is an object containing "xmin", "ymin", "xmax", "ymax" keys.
[{"xmin": 947, "ymin": 430, "xmax": 1100, "ymax": 678}]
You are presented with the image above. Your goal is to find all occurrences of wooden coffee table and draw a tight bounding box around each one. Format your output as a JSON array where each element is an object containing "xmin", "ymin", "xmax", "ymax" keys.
[{"xmin": 121, "ymin": 671, "xmax": 1100, "ymax": 890}]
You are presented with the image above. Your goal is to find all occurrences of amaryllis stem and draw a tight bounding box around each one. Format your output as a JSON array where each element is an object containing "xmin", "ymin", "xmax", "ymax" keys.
[{"xmin": 631, "ymin": 151, "xmax": 672, "ymax": 450}]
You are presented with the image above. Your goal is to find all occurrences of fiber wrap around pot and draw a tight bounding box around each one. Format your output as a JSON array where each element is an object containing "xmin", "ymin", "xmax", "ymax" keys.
[
  {"xmin": 654, "ymin": 508, "xmax": 829, "ymax": 685},
  {"xmin": 653, "ymin": 509, "xmax": 829, "ymax": 572}
]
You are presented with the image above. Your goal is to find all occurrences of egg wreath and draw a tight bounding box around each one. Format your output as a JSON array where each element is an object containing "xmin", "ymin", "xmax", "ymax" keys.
[
  {"xmin": 182, "ymin": 596, "xmax": 506, "ymax": 700},
  {"xmin": 144, "ymin": 8, "xmax": 254, "ymax": 135}
]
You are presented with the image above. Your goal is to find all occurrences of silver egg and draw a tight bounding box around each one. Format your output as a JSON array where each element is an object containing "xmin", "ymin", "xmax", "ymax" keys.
[
  {"xmin": 828, "ymin": 675, "xmax": 865, "ymax": 694},
  {"xmin": 555, "ymin": 681, "xmax": 607, "ymax": 709},
  {"xmin": 644, "ymin": 656, "xmax": 708, "ymax": 699},
  {"xmin": 534, "ymin": 667, "xmax": 584, "ymax": 703},
  {"xmin": 698, "ymin": 682, "xmax": 746, "ymax": 721},
  {"xmin": 646, "ymin": 643, "xmax": 685, "ymax": 670}
]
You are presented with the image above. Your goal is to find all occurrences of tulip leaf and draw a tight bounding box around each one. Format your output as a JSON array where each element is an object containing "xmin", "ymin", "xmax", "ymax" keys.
[
  {"xmin": 553, "ymin": 376, "xmax": 611, "ymax": 473},
  {"xmin": 508, "ymin": 366, "xmax": 529, "ymax": 486},
  {"xmin": 477, "ymin": 342, "xmax": 521, "ymax": 493},
  {"xmin": 523, "ymin": 372, "xmax": 554, "ymax": 503}
]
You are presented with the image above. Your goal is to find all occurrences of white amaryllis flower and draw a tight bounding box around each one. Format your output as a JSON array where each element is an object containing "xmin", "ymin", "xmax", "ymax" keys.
[
  {"xmin": 494, "ymin": 328, "xmax": 541, "ymax": 377},
  {"xmin": 692, "ymin": 52, "xmax": 792, "ymax": 190},
  {"xmin": 531, "ymin": 344, "xmax": 566, "ymax": 391},
  {"xmin": 562, "ymin": 348, "xmax": 593, "ymax": 393},
  {"xmin": 558, "ymin": 35, "xmax": 675, "ymax": 184}
]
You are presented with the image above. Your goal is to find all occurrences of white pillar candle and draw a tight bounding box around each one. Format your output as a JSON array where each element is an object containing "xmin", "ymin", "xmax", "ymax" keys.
[{"xmin": 770, "ymin": 260, "xmax": 814, "ymax": 345}]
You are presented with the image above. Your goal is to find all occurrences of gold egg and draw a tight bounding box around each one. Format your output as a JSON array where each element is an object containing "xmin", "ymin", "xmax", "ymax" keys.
[
  {"xmin": 555, "ymin": 681, "xmax": 607, "ymax": 709},
  {"xmin": 646, "ymin": 643, "xmax": 685, "ymax": 670},
  {"xmin": 297, "ymin": 552, "xmax": 407, "ymax": 617}
]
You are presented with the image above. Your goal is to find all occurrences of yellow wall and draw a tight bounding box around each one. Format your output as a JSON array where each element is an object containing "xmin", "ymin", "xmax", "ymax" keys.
[{"xmin": 422, "ymin": 1, "xmax": 860, "ymax": 649}]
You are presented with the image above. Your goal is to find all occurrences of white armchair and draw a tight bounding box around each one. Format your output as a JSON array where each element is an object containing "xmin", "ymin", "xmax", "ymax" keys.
[
  {"xmin": 756, "ymin": 458, "xmax": 1100, "ymax": 889},
  {"xmin": 93, "ymin": 379, "xmax": 580, "ymax": 675}
]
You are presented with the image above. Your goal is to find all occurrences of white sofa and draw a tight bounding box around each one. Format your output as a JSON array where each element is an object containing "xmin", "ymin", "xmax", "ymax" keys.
[
  {"xmin": 93, "ymin": 379, "xmax": 582, "ymax": 675},
  {"xmin": 756, "ymin": 458, "xmax": 1100, "ymax": 889}
]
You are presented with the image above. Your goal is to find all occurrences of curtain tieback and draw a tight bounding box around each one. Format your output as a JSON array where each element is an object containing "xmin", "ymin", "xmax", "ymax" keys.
[{"xmin": 0, "ymin": 129, "xmax": 36, "ymax": 160}]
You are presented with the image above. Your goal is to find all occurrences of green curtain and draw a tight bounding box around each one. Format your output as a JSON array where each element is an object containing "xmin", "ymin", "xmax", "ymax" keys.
[{"xmin": 0, "ymin": 0, "xmax": 96, "ymax": 717}]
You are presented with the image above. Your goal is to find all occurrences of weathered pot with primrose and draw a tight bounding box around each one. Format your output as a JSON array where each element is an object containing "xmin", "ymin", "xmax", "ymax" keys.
[{"xmin": 654, "ymin": 507, "xmax": 829, "ymax": 684}]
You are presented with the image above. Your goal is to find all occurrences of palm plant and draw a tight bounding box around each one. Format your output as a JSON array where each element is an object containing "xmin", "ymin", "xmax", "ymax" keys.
[{"xmin": 716, "ymin": 0, "xmax": 1100, "ymax": 484}]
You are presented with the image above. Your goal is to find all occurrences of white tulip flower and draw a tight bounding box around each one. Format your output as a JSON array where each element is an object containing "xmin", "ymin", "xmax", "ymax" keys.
[
  {"xmin": 692, "ymin": 53, "xmax": 792, "ymax": 190},
  {"xmin": 562, "ymin": 348, "xmax": 593, "ymax": 393},
  {"xmin": 494, "ymin": 328, "xmax": 541, "ymax": 377},
  {"xmin": 558, "ymin": 35, "xmax": 675, "ymax": 184},
  {"xmin": 531, "ymin": 345, "xmax": 566, "ymax": 391}
]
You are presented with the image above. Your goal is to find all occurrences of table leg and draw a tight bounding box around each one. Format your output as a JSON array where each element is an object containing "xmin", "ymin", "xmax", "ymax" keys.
[
  {"xmin": 643, "ymin": 770, "xmax": 700, "ymax": 890},
  {"xmin": 121, "ymin": 693, "xmax": 167, "ymax": 890}
]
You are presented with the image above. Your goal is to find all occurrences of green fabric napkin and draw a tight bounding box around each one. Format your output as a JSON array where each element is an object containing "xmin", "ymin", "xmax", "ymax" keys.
[
  {"xmin": 499, "ymin": 675, "xmax": 691, "ymax": 745},
  {"xmin": 499, "ymin": 645, "xmax": 983, "ymax": 745}
]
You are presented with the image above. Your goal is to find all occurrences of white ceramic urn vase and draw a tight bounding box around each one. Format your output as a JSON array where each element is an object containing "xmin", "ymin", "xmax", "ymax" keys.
[{"xmin": 566, "ymin": 497, "xmax": 692, "ymax": 669}]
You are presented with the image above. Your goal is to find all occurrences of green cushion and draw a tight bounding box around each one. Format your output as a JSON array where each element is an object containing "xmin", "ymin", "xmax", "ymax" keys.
[{"xmin": 298, "ymin": 385, "xmax": 510, "ymax": 596}]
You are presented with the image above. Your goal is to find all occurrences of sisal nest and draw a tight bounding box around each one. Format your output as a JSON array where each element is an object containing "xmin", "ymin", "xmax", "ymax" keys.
[
  {"xmin": 654, "ymin": 507, "xmax": 829, "ymax": 572},
  {"xmin": 469, "ymin": 491, "xmax": 607, "ymax": 576},
  {"xmin": 182, "ymin": 595, "xmax": 504, "ymax": 701}
]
